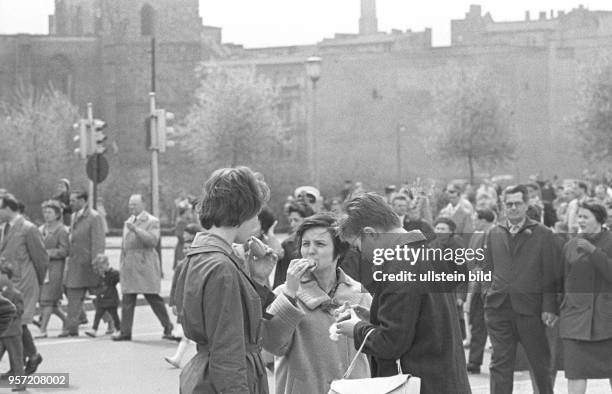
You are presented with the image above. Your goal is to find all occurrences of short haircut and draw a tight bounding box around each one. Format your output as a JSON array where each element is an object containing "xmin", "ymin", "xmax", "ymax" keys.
[
  {"xmin": 434, "ymin": 217, "xmax": 457, "ymax": 233},
  {"xmin": 503, "ymin": 185, "xmax": 528, "ymax": 203},
  {"xmin": 476, "ymin": 208, "xmax": 495, "ymax": 223},
  {"xmin": 198, "ymin": 166, "xmax": 270, "ymax": 230},
  {"xmin": 338, "ymin": 192, "xmax": 401, "ymax": 239},
  {"xmin": 16, "ymin": 201, "xmax": 25, "ymax": 214},
  {"xmin": 525, "ymin": 182, "xmax": 540, "ymax": 192},
  {"xmin": 0, "ymin": 194, "xmax": 19, "ymax": 212},
  {"xmin": 71, "ymin": 190, "xmax": 88, "ymax": 202},
  {"xmin": 577, "ymin": 182, "xmax": 588, "ymax": 192},
  {"xmin": 286, "ymin": 201, "xmax": 314, "ymax": 218},
  {"xmin": 42, "ymin": 200, "xmax": 63, "ymax": 220},
  {"xmin": 579, "ymin": 200, "xmax": 608, "ymax": 225},
  {"xmin": 258, "ymin": 206, "xmax": 276, "ymax": 234},
  {"xmin": 296, "ymin": 213, "xmax": 345, "ymax": 260}
]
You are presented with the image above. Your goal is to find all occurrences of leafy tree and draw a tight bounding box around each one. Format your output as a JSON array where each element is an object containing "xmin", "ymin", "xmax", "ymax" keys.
[
  {"xmin": 180, "ymin": 65, "xmax": 286, "ymax": 170},
  {"xmin": 0, "ymin": 86, "xmax": 80, "ymax": 213},
  {"xmin": 428, "ymin": 67, "xmax": 516, "ymax": 184},
  {"xmin": 572, "ymin": 57, "xmax": 612, "ymax": 163}
]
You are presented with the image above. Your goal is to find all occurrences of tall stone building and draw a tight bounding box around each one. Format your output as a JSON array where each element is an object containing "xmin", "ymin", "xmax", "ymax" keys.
[
  {"xmin": 219, "ymin": 3, "xmax": 612, "ymax": 193},
  {"xmin": 1, "ymin": 0, "xmax": 219, "ymax": 169},
  {"xmin": 2, "ymin": 0, "xmax": 612, "ymax": 200}
]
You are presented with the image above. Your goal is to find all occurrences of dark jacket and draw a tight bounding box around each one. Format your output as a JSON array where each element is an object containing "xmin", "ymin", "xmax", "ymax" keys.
[
  {"xmin": 353, "ymin": 232, "xmax": 471, "ymax": 394},
  {"xmin": 0, "ymin": 295, "xmax": 15, "ymax": 336},
  {"xmin": 94, "ymin": 268, "xmax": 120, "ymax": 309},
  {"xmin": 560, "ymin": 230, "xmax": 612, "ymax": 341},
  {"xmin": 403, "ymin": 219, "xmax": 436, "ymax": 243},
  {"xmin": 175, "ymin": 233, "xmax": 274, "ymax": 394},
  {"xmin": 483, "ymin": 218, "xmax": 561, "ymax": 316},
  {"xmin": 273, "ymin": 234, "xmax": 298, "ymax": 289},
  {"xmin": 0, "ymin": 286, "xmax": 23, "ymax": 337}
]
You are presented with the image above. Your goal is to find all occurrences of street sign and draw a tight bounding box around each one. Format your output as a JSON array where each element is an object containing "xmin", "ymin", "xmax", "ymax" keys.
[{"xmin": 86, "ymin": 154, "xmax": 109, "ymax": 183}]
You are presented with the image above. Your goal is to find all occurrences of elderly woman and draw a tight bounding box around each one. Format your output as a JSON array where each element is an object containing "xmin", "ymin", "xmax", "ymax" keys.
[
  {"xmin": 174, "ymin": 166, "xmax": 275, "ymax": 394},
  {"xmin": 263, "ymin": 213, "xmax": 372, "ymax": 394},
  {"xmin": 37, "ymin": 200, "xmax": 69, "ymax": 338},
  {"xmin": 560, "ymin": 201, "xmax": 612, "ymax": 394}
]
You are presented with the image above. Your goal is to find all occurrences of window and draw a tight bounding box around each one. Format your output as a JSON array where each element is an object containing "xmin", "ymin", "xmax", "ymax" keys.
[{"xmin": 140, "ymin": 4, "xmax": 155, "ymax": 36}]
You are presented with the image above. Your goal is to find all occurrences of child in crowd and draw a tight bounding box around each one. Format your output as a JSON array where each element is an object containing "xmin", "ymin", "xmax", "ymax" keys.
[
  {"xmin": 164, "ymin": 223, "xmax": 202, "ymax": 368},
  {"xmin": 85, "ymin": 255, "xmax": 120, "ymax": 338},
  {"xmin": 0, "ymin": 269, "xmax": 25, "ymax": 391}
]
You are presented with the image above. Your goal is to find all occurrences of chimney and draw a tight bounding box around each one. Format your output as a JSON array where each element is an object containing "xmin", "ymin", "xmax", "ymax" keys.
[
  {"xmin": 469, "ymin": 4, "xmax": 482, "ymax": 18},
  {"xmin": 539, "ymin": 11, "xmax": 546, "ymax": 20},
  {"xmin": 525, "ymin": 11, "xmax": 530, "ymax": 21},
  {"xmin": 359, "ymin": 0, "xmax": 378, "ymax": 35}
]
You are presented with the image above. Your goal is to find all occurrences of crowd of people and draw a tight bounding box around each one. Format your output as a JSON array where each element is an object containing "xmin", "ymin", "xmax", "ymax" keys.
[
  {"xmin": 1, "ymin": 169, "xmax": 612, "ymax": 393},
  {"xmin": 167, "ymin": 169, "xmax": 612, "ymax": 394}
]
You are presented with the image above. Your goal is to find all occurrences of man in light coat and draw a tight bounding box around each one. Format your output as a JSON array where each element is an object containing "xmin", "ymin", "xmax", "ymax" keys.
[
  {"xmin": 62, "ymin": 190, "xmax": 105, "ymax": 337},
  {"xmin": 112, "ymin": 194, "xmax": 174, "ymax": 341},
  {"xmin": 0, "ymin": 194, "xmax": 48, "ymax": 374}
]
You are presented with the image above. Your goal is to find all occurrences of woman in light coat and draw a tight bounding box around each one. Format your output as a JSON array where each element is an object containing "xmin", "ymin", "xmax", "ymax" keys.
[{"xmin": 263, "ymin": 213, "xmax": 371, "ymax": 394}]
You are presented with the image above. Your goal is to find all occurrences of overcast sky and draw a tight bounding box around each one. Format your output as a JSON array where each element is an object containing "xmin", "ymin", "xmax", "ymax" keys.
[{"xmin": 1, "ymin": 0, "xmax": 611, "ymax": 47}]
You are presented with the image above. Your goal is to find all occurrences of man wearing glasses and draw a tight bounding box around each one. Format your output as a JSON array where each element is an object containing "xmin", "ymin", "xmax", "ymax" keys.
[{"xmin": 482, "ymin": 184, "xmax": 561, "ymax": 394}]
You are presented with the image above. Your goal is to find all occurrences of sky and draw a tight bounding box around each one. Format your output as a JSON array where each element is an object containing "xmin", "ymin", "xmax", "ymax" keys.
[{"xmin": 1, "ymin": 0, "xmax": 612, "ymax": 47}]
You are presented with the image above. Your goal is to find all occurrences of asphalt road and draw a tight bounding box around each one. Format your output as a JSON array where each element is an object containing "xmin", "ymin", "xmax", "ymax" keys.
[{"xmin": 0, "ymin": 237, "xmax": 609, "ymax": 393}]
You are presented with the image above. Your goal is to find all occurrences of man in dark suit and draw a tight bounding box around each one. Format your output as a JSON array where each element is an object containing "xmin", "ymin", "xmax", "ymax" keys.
[
  {"xmin": 483, "ymin": 185, "xmax": 561, "ymax": 394},
  {"xmin": 336, "ymin": 193, "xmax": 471, "ymax": 394},
  {"xmin": 0, "ymin": 194, "xmax": 48, "ymax": 374},
  {"xmin": 61, "ymin": 190, "xmax": 105, "ymax": 337}
]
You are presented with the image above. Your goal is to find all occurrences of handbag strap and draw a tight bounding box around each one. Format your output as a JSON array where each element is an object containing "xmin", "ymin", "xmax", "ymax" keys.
[
  {"xmin": 343, "ymin": 328, "xmax": 375, "ymax": 378},
  {"xmin": 343, "ymin": 328, "xmax": 405, "ymax": 378}
]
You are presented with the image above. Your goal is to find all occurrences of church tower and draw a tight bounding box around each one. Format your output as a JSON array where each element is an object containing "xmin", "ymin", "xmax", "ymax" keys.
[{"xmin": 359, "ymin": 0, "xmax": 378, "ymax": 35}]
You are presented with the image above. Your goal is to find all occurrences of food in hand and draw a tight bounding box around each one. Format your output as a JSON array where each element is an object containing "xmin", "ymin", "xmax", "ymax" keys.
[{"xmin": 249, "ymin": 236, "xmax": 269, "ymax": 258}]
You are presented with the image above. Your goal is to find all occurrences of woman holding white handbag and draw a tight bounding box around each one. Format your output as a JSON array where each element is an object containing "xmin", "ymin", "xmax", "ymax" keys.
[{"xmin": 262, "ymin": 213, "xmax": 372, "ymax": 394}]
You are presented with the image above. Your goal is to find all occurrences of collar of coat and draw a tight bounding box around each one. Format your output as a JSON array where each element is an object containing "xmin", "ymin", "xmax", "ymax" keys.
[
  {"xmin": 129, "ymin": 211, "xmax": 149, "ymax": 224},
  {"xmin": 188, "ymin": 231, "xmax": 233, "ymax": 256},
  {"xmin": 497, "ymin": 217, "xmax": 538, "ymax": 234},
  {"xmin": 296, "ymin": 268, "xmax": 364, "ymax": 310}
]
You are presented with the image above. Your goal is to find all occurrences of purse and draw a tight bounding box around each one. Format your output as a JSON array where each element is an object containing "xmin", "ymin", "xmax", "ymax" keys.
[{"xmin": 328, "ymin": 329, "xmax": 421, "ymax": 394}]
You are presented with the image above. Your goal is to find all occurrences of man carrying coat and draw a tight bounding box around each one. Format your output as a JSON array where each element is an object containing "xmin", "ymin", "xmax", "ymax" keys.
[
  {"xmin": 483, "ymin": 184, "xmax": 561, "ymax": 394},
  {"xmin": 62, "ymin": 190, "xmax": 105, "ymax": 337},
  {"xmin": 112, "ymin": 194, "xmax": 174, "ymax": 341},
  {"xmin": 0, "ymin": 194, "xmax": 48, "ymax": 374}
]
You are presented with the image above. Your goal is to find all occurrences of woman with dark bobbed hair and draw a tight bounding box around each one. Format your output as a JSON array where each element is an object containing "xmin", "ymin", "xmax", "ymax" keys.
[
  {"xmin": 37, "ymin": 200, "xmax": 69, "ymax": 338},
  {"xmin": 175, "ymin": 166, "xmax": 276, "ymax": 394},
  {"xmin": 560, "ymin": 200, "xmax": 612, "ymax": 394}
]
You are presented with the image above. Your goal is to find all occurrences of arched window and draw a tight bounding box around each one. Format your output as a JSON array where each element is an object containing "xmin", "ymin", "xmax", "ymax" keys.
[{"xmin": 140, "ymin": 4, "xmax": 155, "ymax": 36}]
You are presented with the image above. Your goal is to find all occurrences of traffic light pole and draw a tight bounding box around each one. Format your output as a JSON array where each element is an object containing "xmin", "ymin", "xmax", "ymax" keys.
[
  {"xmin": 149, "ymin": 93, "xmax": 160, "ymax": 219},
  {"xmin": 87, "ymin": 103, "xmax": 98, "ymax": 210}
]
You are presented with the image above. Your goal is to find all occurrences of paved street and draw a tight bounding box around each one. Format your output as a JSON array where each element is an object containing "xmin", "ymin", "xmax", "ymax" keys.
[{"xmin": 0, "ymin": 237, "xmax": 609, "ymax": 393}]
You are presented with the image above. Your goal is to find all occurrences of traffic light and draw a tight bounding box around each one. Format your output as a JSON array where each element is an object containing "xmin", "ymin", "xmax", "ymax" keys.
[
  {"xmin": 155, "ymin": 109, "xmax": 175, "ymax": 152},
  {"xmin": 73, "ymin": 119, "xmax": 91, "ymax": 159},
  {"xmin": 147, "ymin": 109, "xmax": 175, "ymax": 152},
  {"xmin": 91, "ymin": 119, "xmax": 107, "ymax": 154}
]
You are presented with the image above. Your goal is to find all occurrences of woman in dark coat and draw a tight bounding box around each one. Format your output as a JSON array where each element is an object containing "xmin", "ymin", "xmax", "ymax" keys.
[
  {"xmin": 560, "ymin": 201, "xmax": 612, "ymax": 394},
  {"xmin": 174, "ymin": 167, "xmax": 276, "ymax": 393},
  {"xmin": 37, "ymin": 200, "xmax": 69, "ymax": 338}
]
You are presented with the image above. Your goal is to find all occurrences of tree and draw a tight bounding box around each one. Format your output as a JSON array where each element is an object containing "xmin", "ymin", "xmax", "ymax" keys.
[
  {"xmin": 428, "ymin": 67, "xmax": 516, "ymax": 184},
  {"xmin": 0, "ymin": 86, "xmax": 79, "ymax": 211},
  {"xmin": 180, "ymin": 65, "xmax": 286, "ymax": 170},
  {"xmin": 572, "ymin": 56, "xmax": 612, "ymax": 163}
]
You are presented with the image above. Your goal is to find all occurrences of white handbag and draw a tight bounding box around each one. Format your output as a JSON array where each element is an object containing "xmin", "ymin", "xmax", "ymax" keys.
[{"xmin": 329, "ymin": 330, "xmax": 421, "ymax": 394}]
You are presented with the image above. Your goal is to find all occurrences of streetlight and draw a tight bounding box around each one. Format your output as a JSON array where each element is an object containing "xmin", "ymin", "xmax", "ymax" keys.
[{"xmin": 305, "ymin": 56, "xmax": 322, "ymax": 188}]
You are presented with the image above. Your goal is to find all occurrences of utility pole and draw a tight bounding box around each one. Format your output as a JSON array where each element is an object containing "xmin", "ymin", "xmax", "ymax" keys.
[
  {"xmin": 87, "ymin": 103, "xmax": 96, "ymax": 209},
  {"xmin": 149, "ymin": 92, "xmax": 160, "ymax": 219}
]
